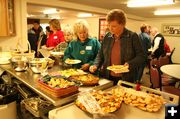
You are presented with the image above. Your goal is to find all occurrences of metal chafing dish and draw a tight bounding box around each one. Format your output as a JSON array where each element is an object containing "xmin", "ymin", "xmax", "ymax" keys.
[
  {"xmin": 11, "ymin": 57, "xmax": 28, "ymax": 72},
  {"xmin": 29, "ymin": 58, "xmax": 55, "ymax": 73}
]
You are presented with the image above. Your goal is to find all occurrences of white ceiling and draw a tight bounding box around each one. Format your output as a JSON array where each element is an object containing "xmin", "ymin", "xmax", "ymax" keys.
[
  {"xmin": 27, "ymin": 0, "xmax": 180, "ymax": 19},
  {"xmin": 27, "ymin": 4, "xmax": 105, "ymax": 19}
]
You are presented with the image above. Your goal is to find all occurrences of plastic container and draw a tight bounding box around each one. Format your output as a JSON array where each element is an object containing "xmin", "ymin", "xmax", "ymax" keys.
[
  {"xmin": 0, "ymin": 84, "xmax": 18, "ymax": 119},
  {"xmin": 49, "ymin": 81, "xmax": 179, "ymax": 119},
  {"xmin": 37, "ymin": 79, "xmax": 79, "ymax": 97}
]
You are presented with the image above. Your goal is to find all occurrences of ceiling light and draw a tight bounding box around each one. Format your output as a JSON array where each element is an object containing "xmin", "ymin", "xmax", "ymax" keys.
[
  {"xmin": 43, "ymin": 9, "xmax": 58, "ymax": 14},
  {"xmin": 127, "ymin": 0, "xmax": 174, "ymax": 7},
  {"xmin": 27, "ymin": 14, "xmax": 34, "ymax": 17},
  {"xmin": 154, "ymin": 9, "xmax": 180, "ymax": 15},
  {"xmin": 77, "ymin": 13, "xmax": 92, "ymax": 17}
]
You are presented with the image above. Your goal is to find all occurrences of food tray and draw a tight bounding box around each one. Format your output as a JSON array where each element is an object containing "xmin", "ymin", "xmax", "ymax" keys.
[
  {"xmin": 69, "ymin": 74, "xmax": 99, "ymax": 86},
  {"xmin": 22, "ymin": 100, "xmax": 40, "ymax": 117},
  {"xmin": 75, "ymin": 90, "xmax": 122, "ymax": 114},
  {"xmin": 51, "ymin": 68, "xmax": 87, "ymax": 78},
  {"xmin": 117, "ymin": 80, "xmax": 179, "ymax": 105},
  {"xmin": 22, "ymin": 97, "xmax": 52, "ymax": 118},
  {"xmin": 49, "ymin": 81, "xmax": 179, "ymax": 119},
  {"xmin": 37, "ymin": 79, "xmax": 79, "ymax": 97}
]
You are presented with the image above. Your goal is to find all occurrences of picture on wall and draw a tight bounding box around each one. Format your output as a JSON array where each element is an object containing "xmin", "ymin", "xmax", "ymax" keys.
[
  {"xmin": 161, "ymin": 24, "xmax": 180, "ymax": 37},
  {"xmin": 99, "ymin": 19, "xmax": 108, "ymax": 41}
]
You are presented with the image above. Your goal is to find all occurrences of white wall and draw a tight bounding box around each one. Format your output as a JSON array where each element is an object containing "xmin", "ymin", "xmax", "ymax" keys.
[
  {"xmin": 61, "ymin": 17, "xmax": 100, "ymax": 39},
  {"xmin": 0, "ymin": 0, "xmax": 179, "ymax": 52},
  {"xmin": 126, "ymin": 19, "xmax": 144, "ymax": 33}
]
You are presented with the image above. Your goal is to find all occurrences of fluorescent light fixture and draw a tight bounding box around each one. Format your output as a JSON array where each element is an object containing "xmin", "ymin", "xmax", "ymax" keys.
[
  {"xmin": 154, "ymin": 9, "xmax": 180, "ymax": 15},
  {"xmin": 43, "ymin": 9, "xmax": 58, "ymax": 14},
  {"xmin": 27, "ymin": 14, "xmax": 34, "ymax": 17},
  {"xmin": 127, "ymin": 0, "xmax": 174, "ymax": 7},
  {"xmin": 77, "ymin": 13, "xmax": 92, "ymax": 17}
]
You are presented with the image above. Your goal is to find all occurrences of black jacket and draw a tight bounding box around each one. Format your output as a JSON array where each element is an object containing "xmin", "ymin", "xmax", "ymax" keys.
[{"xmin": 94, "ymin": 28, "xmax": 145, "ymax": 83}]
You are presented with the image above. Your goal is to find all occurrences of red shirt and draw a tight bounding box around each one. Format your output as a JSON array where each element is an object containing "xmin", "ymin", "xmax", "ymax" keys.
[
  {"xmin": 46, "ymin": 30, "xmax": 65, "ymax": 47},
  {"xmin": 164, "ymin": 42, "xmax": 170, "ymax": 53}
]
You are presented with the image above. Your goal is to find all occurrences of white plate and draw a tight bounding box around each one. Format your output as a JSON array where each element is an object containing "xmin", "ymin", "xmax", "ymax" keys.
[
  {"xmin": 0, "ymin": 57, "xmax": 10, "ymax": 64},
  {"xmin": 65, "ymin": 59, "xmax": 81, "ymax": 64},
  {"xmin": 50, "ymin": 51, "xmax": 64, "ymax": 56}
]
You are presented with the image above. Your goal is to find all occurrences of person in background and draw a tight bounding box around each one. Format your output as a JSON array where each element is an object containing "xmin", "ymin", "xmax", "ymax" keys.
[
  {"xmin": 63, "ymin": 19, "xmax": 101, "ymax": 71},
  {"xmin": 164, "ymin": 39, "xmax": 171, "ymax": 55},
  {"xmin": 137, "ymin": 23, "xmax": 152, "ymax": 81},
  {"xmin": 89, "ymin": 9, "xmax": 145, "ymax": 85},
  {"xmin": 150, "ymin": 27, "xmax": 165, "ymax": 59},
  {"xmin": 147, "ymin": 25, "xmax": 152, "ymax": 35},
  {"xmin": 37, "ymin": 26, "xmax": 52, "ymax": 57},
  {"xmin": 28, "ymin": 20, "xmax": 44, "ymax": 57},
  {"xmin": 45, "ymin": 19, "xmax": 65, "ymax": 50},
  {"xmin": 40, "ymin": 26, "xmax": 52, "ymax": 46},
  {"xmin": 63, "ymin": 24, "xmax": 74, "ymax": 44},
  {"xmin": 32, "ymin": 20, "xmax": 44, "ymax": 41}
]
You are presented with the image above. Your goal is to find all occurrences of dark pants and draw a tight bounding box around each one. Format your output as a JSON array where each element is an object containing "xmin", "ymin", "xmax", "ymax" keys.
[
  {"xmin": 137, "ymin": 62, "xmax": 146, "ymax": 81},
  {"xmin": 109, "ymin": 75, "xmax": 122, "ymax": 85}
]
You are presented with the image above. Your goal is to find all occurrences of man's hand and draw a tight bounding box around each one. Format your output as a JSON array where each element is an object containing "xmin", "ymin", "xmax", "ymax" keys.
[{"xmin": 113, "ymin": 63, "xmax": 129, "ymax": 74}]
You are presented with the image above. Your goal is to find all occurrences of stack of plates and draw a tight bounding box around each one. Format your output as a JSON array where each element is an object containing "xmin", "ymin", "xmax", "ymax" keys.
[{"xmin": 0, "ymin": 52, "xmax": 11, "ymax": 64}]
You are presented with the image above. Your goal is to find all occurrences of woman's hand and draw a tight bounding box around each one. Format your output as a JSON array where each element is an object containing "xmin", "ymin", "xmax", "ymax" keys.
[
  {"xmin": 41, "ymin": 45, "xmax": 47, "ymax": 49},
  {"xmin": 80, "ymin": 64, "xmax": 90, "ymax": 71},
  {"xmin": 89, "ymin": 65, "xmax": 97, "ymax": 73}
]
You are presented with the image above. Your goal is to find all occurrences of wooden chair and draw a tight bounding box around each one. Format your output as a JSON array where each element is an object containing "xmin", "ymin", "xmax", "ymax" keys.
[
  {"xmin": 150, "ymin": 65, "xmax": 162, "ymax": 89},
  {"xmin": 171, "ymin": 45, "xmax": 180, "ymax": 64},
  {"xmin": 150, "ymin": 65, "xmax": 180, "ymax": 97},
  {"xmin": 150, "ymin": 58, "xmax": 159, "ymax": 68},
  {"xmin": 158, "ymin": 55, "xmax": 170, "ymax": 67}
]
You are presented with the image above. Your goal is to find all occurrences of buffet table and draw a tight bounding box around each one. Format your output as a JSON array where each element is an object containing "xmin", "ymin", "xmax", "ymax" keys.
[
  {"xmin": 0, "ymin": 64, "xmax": 113, "ymax": 106},
  {"xmin": 49, "ymin": 81, "xmax": 179, "ymax": 119},
  {"xmin": 49, "ymin": 103, "xmax": 165, "ymax": 119}
]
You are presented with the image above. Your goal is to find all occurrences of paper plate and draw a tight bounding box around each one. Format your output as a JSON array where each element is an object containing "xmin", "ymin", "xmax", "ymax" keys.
[
  {"xmin": 107, "ymin": 65, "xmax": 129, "ymax": 73},
  {"xmin": 50, "ymin": 51, "xmax": 64, "ymax": 56},
  {"xmin": 65, "ymin": 59, "xmax": 81, "ymax": 64}
]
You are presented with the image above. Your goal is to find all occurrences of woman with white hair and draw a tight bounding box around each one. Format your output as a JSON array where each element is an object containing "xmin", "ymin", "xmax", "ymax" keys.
[
  {"xmin": 63, "ymin": 24, "xmax": 74, "ymax": 44},
  {"xmin": 63, "ymin": 19, "xmax": 101, "ymax": 71}
]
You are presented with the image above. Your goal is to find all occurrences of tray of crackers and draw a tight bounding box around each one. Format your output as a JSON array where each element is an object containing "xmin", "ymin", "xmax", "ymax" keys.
[
  {"xmin": 117, "ymin": 81, "xmax": 179, "ymax": 112},
  {"xmin": 68, "ymin": 74, "xmax": 99, "ymax": 86},
  {"xmin": 111, "ymin": 86, "xmax": 165, "ymax": 112},
  {"xmin": 75, "ymin": 90, "xmax": 123, "ymax": 114},
  {"xmin": 37, "ymin": 75, "xmax": 80, "ymax": 97}
]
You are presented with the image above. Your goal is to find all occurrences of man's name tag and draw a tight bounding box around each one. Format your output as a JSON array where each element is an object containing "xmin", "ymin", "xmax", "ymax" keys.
[{"xmin": 86, "ymin": 46, "xmax": 92, "ymax": 50}]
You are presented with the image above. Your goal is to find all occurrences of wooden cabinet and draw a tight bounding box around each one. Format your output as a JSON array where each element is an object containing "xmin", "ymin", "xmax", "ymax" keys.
[{"xmin": 0, "ymin": 0, "xmax": 15, "ymax": 36}]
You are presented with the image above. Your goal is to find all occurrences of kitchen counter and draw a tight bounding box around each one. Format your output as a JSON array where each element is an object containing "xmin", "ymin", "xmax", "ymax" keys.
[{"xmin": 0, "ymin": 64, "xmax": 113, "ymax": 106}]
